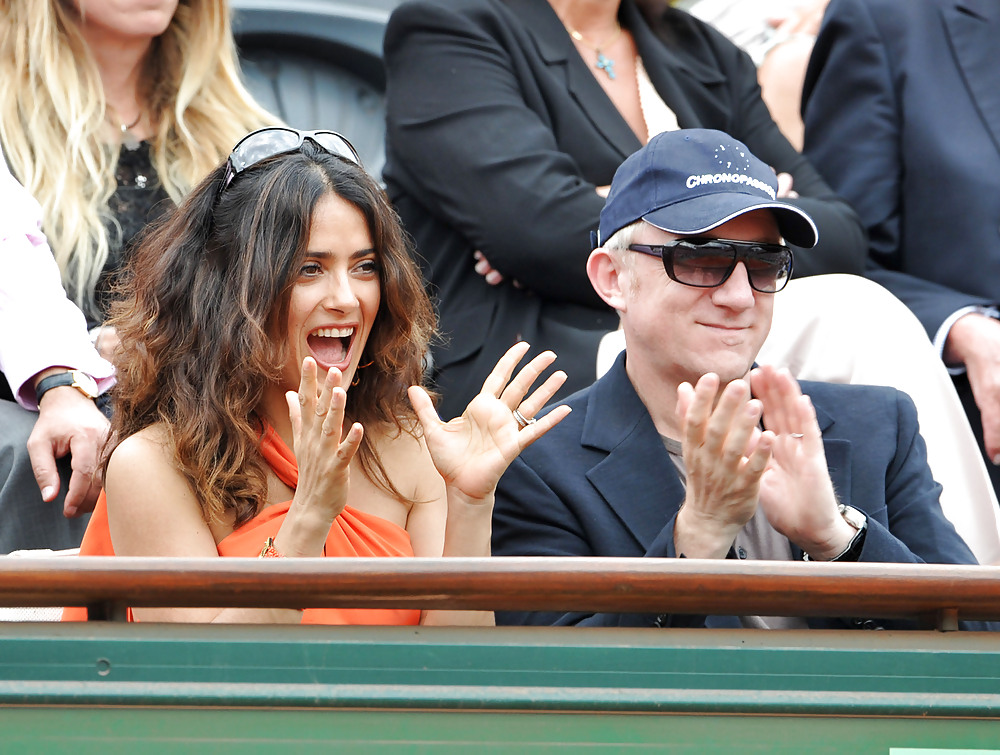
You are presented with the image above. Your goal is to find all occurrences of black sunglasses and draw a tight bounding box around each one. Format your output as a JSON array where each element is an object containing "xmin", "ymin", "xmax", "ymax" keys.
[
  {"xmin": 628, "ymin": 238, "xmax": 794, "ymax": 293},
  {"xmin": 219, "ymin": 127, "xmax": 362, "ymax": 194}
]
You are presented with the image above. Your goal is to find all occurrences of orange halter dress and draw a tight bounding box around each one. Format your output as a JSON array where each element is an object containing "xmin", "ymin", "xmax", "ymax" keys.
[{"xmin": 62, "ymin": 424, "xmax": 420, "ymax": 625}]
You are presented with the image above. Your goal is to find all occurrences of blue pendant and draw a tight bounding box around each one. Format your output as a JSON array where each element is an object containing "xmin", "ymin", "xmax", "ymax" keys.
[{"xmin": 595, "ymin": 53, "xmax": 616, "ymax": 80}]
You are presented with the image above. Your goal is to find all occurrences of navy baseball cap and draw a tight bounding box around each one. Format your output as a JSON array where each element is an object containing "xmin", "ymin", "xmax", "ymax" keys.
[{"xmin": 596, "ymin": 129, "xmax": 818, "ymax": 248}]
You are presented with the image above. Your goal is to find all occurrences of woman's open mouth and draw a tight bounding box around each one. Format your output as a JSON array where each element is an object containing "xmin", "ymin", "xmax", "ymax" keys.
[{"xmin": 307, "ymin": 326, "xmax": 356, "ymax": 370}]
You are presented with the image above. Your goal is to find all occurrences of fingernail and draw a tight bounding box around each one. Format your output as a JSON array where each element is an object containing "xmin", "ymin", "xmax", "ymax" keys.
[
  {"xmin": 41, "ymin": 486, "xmax": 54, "ymax": 501},
  {"xmin": 993, "ymin": 454, "xmax": 1000, "ymax": 466}
]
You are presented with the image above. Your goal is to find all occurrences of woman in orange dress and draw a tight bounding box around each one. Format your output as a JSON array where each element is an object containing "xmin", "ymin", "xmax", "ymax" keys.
[{"xmin": 64, "ymin": 128, "xmax": 569, "ymax": 625}]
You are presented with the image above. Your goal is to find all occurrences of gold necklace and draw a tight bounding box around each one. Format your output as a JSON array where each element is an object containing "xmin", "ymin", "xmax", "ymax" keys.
[{"xmin": 568, "ymin": 23, "xmax": 623, "ymax": 80}]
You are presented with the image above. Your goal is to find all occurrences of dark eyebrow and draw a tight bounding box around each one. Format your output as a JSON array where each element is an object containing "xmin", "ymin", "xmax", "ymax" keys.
[{"xmin": 302, "ymin": 248, "xmax": 377, "ymax": 260}]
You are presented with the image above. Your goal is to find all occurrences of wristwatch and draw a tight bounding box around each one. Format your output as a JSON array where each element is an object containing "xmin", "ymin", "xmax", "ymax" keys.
[
  {"xmin": 802, "ymin": 504, "xmax": 868, "ymax": 562},
  {"xmin": 35, "ymin": 370, "xmax": 100, "ymax": 405}
]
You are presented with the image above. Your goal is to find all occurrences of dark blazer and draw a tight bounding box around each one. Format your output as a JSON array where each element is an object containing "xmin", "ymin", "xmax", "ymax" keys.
[
  {"xmin": 802, "ymin": 0, "xmax": 1000, "ymax": 334},
  {"xmin": 383, "ymin": 0, "xmax": 865, "ymax": 420},
  {"xmin": 493, "ymin": 354, "xmax": 985, "ymax": 630}
]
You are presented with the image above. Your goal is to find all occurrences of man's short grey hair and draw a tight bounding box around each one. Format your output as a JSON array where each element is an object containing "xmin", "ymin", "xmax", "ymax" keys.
[
  {"xmin": 601, "ymin": 219, "xmax": 643, "ymax": 254},
  {"xmin": 600, "ymin": 220, "xmax": 645, "ymax": 289}
]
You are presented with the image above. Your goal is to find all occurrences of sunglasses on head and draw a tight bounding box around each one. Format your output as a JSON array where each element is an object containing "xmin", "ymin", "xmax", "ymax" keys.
[
  {"xmin": 628, "ymin": 237, "xmax": 794, "ymax": 293},
  {"xmin": 219, "ymin": 127, "xmax": 363, "ymax": 195}
]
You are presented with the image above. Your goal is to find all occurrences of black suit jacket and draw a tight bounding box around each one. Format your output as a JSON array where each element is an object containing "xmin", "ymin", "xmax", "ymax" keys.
[
  {"xmin": 384, "ymin": 0, "xmax": 865, "ymax": 419},
  {"xmin": 803, "ymin": 0, "xmax": 1000, "ymax": 334},
  {"xmin": 493, "ymin": 354, "xmax": 987, "ymax": 630}
]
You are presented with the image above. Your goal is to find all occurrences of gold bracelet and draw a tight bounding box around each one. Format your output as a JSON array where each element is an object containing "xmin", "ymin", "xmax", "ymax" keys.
[{"xmin": 258, "ymin": 537, "xmax": 284, "ymax": 558}]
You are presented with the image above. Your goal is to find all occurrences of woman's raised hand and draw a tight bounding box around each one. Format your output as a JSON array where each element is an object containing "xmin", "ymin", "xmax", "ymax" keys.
[
  {"xmin": 285, "ymin": 357, "xmax": 363, "ymax": 520},
  {"xmin": 408, "ymin": 342, "xmax": 571, "ymax": 502}
]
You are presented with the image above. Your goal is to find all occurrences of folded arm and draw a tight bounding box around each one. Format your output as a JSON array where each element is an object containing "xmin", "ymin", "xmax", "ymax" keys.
[{"xmin": 384, "ymin": 1, "xmax": 612, "ymax": 306}]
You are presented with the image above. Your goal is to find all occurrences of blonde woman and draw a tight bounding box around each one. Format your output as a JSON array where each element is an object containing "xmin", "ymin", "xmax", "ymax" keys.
[
  {"xmin": 0, "ymin": 0, "xmax": 279, "ymax": 551},
  {"xmin": 1, "ymin": 0, "xmax": 278, "ymax": 332}
]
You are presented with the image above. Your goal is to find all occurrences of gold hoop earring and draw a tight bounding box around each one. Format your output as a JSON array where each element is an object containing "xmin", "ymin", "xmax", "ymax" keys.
[{"xmin": 351, "ymin": 360, "xmax": 374, "ymax": 387}]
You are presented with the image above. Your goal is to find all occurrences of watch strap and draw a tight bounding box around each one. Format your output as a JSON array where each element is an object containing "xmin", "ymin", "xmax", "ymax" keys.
[
  {"xmin": 802, "ymin": 505, "xmax": 868, "ymax": 563},
  {"xmin": 35, "ymin": 371, "xmax": 98, "ymax": 405},
  {"xmin": 828, "ymin": 505, "xmax": 868, "ymax": 562}
]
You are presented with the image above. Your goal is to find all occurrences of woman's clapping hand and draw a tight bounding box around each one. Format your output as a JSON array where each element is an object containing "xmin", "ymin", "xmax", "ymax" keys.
[
  {"xmin": 408, "ymin": 342, "xmax": 571, "ymax": 502},
  {"xmin": 285, "ymin": 357, "xmax": 363, "ymax": 519}
]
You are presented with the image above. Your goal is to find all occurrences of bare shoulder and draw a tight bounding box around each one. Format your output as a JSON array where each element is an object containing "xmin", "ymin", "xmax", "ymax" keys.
[
  {"xmin": 104, "ymin": 424, "xmax": 217, "ymax": 558},
  {"xmin": 371, "ymin": 420, "xmax": 444, "ymax": 501},
  {"xmin": 106, "ymin": 425, "xmax": 176, "ymax": 483},
  {"xmin": 372, "ymin": 420, "xmax": 447, "ymax": 559},
  {"xmin": 375, "ymin": 419, "xmax": 425, "ymax": 463},
  {"xmin": 104, "ymin": 423, "xmax": 198, "ymax": 517}
]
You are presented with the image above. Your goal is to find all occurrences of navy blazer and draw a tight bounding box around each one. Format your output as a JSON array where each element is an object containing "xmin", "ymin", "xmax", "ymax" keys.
[
  {"xmin": 493, "ymin": 354, "xmax": 984, "ymax": 630},
  {"xmin": 383, "ymin": 0, "xmax": 865, "ymax": 420},
  {"xmin": 802, "ymin": 0, "xmax": 1000, "ymax": 334}
]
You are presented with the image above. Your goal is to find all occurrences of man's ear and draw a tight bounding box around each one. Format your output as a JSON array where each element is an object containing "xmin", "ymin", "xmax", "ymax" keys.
[{"xmin": 587, "ymin": 248, "xmax": 628, "ymax": 312}]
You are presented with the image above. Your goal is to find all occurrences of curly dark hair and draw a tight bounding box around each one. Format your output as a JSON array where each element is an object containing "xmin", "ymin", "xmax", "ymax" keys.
[{"xmin": 106, "ymin": 141, "xmax": 436, "ymax": 527}]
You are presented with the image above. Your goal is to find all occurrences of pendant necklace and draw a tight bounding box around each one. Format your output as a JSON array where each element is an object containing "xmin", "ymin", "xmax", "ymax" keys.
[
  {"xmin": 109, "ymin": 109, "xmax": 143, "ymax": 152},
  {"xmin": 568, "ymin": 23, "xmax": 623, "ymax": 80},
  {"xmin": 119, "ymin": 112, "xmax": 142, "ymax": 152}
]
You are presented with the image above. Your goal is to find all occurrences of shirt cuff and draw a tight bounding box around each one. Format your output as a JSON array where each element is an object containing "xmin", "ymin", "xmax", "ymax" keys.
[
  {"xmin": 14, "ymin": 359, "xmax": 116, "ymax": 410},
  {"xmin": 934, "ymin": 305, "xmax": 1000, "ymax": 376}
]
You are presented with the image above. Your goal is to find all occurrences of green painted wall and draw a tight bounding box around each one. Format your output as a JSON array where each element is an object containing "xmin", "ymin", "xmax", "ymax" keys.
[
  {"xmin": 1, "ymin": 623, "xmax": 998, "ymax": 750},
  {"xmin": 3, "ymin": 708, "xmax": 1000, "ymax": 753}
]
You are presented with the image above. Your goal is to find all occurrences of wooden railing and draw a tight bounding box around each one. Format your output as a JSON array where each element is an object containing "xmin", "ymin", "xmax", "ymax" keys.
[{"xmin": 3, "ymin": 556, "xmax": 1000, "ymax": 629}]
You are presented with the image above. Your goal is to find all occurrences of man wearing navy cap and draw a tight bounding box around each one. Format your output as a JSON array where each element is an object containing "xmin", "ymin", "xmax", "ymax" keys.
[{"xmin": 493, "ymin": 129, "xmax": 985, "ymax": 630}]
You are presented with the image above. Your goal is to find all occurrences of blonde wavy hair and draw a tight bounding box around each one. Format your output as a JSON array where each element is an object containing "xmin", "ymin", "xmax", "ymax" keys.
[{"xmin": 0, "ymin": 0, "xmax": 280, "ymax": 319}]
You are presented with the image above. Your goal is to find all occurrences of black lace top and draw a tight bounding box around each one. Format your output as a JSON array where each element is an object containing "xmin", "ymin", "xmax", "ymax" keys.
[{"xmin": 92, "ymin": 141, "xmax": 173, "ymax": 326}]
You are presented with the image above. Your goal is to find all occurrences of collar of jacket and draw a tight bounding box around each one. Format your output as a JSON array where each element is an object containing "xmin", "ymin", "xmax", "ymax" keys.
[{"xmin": 503, "ymin": 0, "xmax": 724, "ymax": 155}]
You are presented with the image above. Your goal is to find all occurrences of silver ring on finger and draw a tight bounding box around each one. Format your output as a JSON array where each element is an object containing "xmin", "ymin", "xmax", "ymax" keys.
[{"xmin": 513, "ymin": 408, "xmax": 536, "ymax": 429}]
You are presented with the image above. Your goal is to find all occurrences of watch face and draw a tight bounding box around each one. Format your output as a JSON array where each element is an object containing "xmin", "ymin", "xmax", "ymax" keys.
[{"xmin": 71, "ymin": 370, "xmax": 100, "ymax": 398}]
